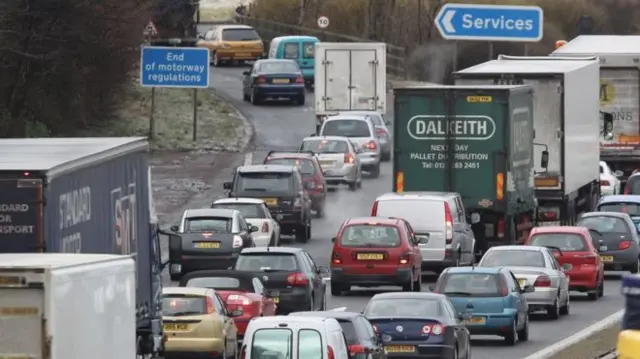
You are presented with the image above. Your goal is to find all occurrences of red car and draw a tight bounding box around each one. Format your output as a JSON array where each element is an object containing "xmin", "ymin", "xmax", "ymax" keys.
[
  {"xmin": 179, "ymin": 270, "xmax": 278, "ymax": 339},
  {"xmin": 263, "ymin": 150, "xmax": 327, "ymax": 217},
  {"xmin": 525, "ymin": 226, "xmax": 605, "ymax": 300},
  {"xmin": 330, "ymin": 217, "xmax": 423, "ymax": 296}
]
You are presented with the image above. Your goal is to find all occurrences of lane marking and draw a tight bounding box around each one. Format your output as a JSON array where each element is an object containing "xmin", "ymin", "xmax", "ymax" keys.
[
  {"xmin": 522, "ymin": 310, "xmax": 623, "ymax": 359},
  {"xmin": 243, "ymin": 152, "xmax": 253, "ymax": 165}
]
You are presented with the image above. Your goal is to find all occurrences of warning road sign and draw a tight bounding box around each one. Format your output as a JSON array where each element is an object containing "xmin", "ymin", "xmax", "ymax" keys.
[{"xmin": 144, "ymin": 21, "xmax": 157, "ymax": 36}]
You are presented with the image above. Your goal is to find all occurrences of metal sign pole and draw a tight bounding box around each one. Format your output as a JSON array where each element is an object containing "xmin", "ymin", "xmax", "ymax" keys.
[{"xmin": 192, "ymin": 89, "xmax": 198, "ymax": 141}]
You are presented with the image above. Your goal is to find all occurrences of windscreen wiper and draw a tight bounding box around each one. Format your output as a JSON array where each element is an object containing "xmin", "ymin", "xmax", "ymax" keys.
[{"xmin": 444, "ymin": 291, "xmax": 472, "ymax": 296}]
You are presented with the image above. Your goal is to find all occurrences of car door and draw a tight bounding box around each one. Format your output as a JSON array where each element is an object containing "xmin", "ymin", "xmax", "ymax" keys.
[
  {"xmin": 302, "ymin": 251, "xmax": 325, "ymax": 308},
  {"xmin": 212, "ymin": 291, "xmax": 237, "ymax": 353},
  {"xmin": 505, "ymin": 271, "xmax": 526, "ymax": 325},
  {"xmin": 404, "ymin": 221, "xmax": 422, "ymax": 272},
  {"xmin": 443, "ymin": 298, "xmax": 470, "ymax": 357}
]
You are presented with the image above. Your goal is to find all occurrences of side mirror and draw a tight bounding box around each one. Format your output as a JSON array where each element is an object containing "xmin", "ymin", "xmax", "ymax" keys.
[
  {"xmin": 249, "ymin": 225, "xmax": 259, "ymax": 233},
  {"xmin": 242, "ymin": 71, "xmax": 250, "ymax": 76},
  {"xmin": 170, "ymin": 225, "xmax": 179, "ymax": 232},
  {"xmin": 541, "ymin": 150, "xmax": 549, "ymax": 169},
  {"xmin": 223, "ymin": 182, "xmax": 233, "ymax": 190},
  {"xmin": 380, "ymin": 334, "xmax": 392, "ymax": 345},
  {"xmin": 602, "ymin": 112, "xmax": 614, "ymax": 141},
  {"xmin": 317, "ymin": 265, "xmax": 330, "ymax": 274},
  {"xmin": 276, "ymin": 214, "xmax": 284, "ymax": 221},
  {"xmin": 470, "ymin": 213, "xmax": 481, "ymax": 224},
  {"xmin": 614, "ymin": 170, "xmax": 624, "ymax": 177},
  {"xmin": 416, "ymin": 235, "xmax": 429, "ymax": 244},
  {"xmin": 428, "ymin": 285, "xmax": 435, "ymax": 292},
  {"xmin": 230, "ymin": 309, "xmax": 243, "ymax": 317},
  {"xmin": 266, "ymin": 289, "xmax": 280, "ymax": 298},
  {"xmin": 523, "ymin": 284, "xmax": 535, "ymax": 293},
  {"xmin": 331, "ymin": 237, "xmax": 336, "ymax": 242}
]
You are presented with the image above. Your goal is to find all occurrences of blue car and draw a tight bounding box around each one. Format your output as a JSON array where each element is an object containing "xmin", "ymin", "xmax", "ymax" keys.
[
  {"xmin": 242, "ymin": 59, "xmax": 305, "ymax": 105},
  {"xmin": 433, "ymin": 266, "xmax": 532, "ymax": 345}
]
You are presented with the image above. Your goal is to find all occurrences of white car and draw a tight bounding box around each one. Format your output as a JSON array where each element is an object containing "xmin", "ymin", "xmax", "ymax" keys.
[
  {"xmin": 211, "ymin": 198, "xmax": 281, "ymax": 247},
  {"xmin": 600, "ymin": 161, "xmax": 622, "ymax": 196},
  {"xmin": 338, "ymin": 110, "xmax": 392, "ymax": 161}
]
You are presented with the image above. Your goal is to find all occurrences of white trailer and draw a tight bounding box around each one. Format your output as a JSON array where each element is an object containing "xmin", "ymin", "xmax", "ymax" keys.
[
  {"xmin": 552, "ymin": 35, "xmax": 640, "ymax": 183},
  {"xmin": 314, "ymin": 42, "xmax": 387, "ymax": 129},
  {"xmin": 454, "ymin": 56, "xmax": 601, "ymax": 226},
  {"xmin": 0, "ymin": 253, "xmax": 136, "ymax": 359}
]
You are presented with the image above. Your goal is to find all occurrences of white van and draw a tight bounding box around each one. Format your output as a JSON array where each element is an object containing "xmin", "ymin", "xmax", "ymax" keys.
[{"xmin": 240, "ymin": 316, "xmax": 350, "ymax": 359}]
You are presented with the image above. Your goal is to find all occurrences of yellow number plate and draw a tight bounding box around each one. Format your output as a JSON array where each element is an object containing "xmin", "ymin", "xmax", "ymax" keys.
[
  {"xmin": 272, "ymin": 297, "xmax": 279, "ymax": 304},
  {"xmin": 518, "ymin": 279, "xmax": 526, "ymax": 288},
  {"xmin": 263, "ymin": 198, "xmax": 278, "ymax": 206},
  {"xmin": 164, "ymin": 323, "xmax": 188, "ymax": 331},
  {"xmin": 462, "ymin": 317, "xmax": 486, "ymax": 325},
  {"xmin": 357, "ymin": 253, "xmax": 384, "ymax": 260},
  {"xmin": 319, "ymin": 160, "xmax": 335, "ymax": 167},
  {"xmin": 600, "ymin": 256, "xmax": 614, "ymax": 262},
  {"xmin": 193, "ymin": 242, "xmax": 220, "ymax": 249},
  {"xmin": 272, "ymin": 79, "xmax": 290, "ymax": 84},
  {"xmin": 236, "ymin": 52, "xmax": 251, "ymax": 57},
  {"xmin": 385, "ymin": 345, "xmax": 415, "ymax": 353}
]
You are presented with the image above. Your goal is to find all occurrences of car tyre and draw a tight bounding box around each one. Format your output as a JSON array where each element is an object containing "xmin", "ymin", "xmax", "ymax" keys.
[
  {"xmin": 597, "ymin": 279, "xmax": 605, "ymax": 298},
  {"xmin": 560, "ymin": 294, "xmax": 570, "ymax": 315},
  {"xmin": 546, "ymin": 297, "xmax": 560, "ymax": 320},
  {"xmin": 413, "ymin": 270, "xmax": 422, "ymax": 292},
  {"xmin": 242, "ymin": 90, "xmax": 250, "ymax": 102},
  {"xmin": 517, "ymin": 315, "xmax": 529, "ymax": 342},
  {"xmin": 295, "ymin": 223, "xmax": 309, "ymax": 243},
  {"xmin": 381, "ymin": 152, "xmax": 391, "ymax": 162},
  {"xmin": 268, "ymin": 234, "xmax": 276, "ymax": 247},
  {"xmin": 402, "ymin": 273, "xmax": 414, "ymax": 292},
  {"xmin": 370, "ymin": 163, "xmax": 380, "ymax": 178},
  {"xmin": 504, "ymin": 319, "xmax": 517, "ymax": 346},
  {"xmin": 309, "ymin": 295, "xmax": 315, "ymax": 311},
  {"xmin": 348, "ymin": 181, "xmax": 357, "ymax": 191},
  {"xmin": 295, "ymin": 95, "xmax": 305, "ymax": 106},
  {"xmin": 250, "ymin": 89, "xmax": 260, "ymax": 105},
  {"xmin": 331, "ymin": 281, "xmax": 344, "ymax": 296},
  {"xmin": 630, "ymin": 258, "xmax": 640, "ymax": 274},
  {"xmin": 212, "ymin": 52, "xmax": 222, "ymax": 67},
  {"xmin": 315, "ymin": 206, "xmax": 324, "ymax": 218}
]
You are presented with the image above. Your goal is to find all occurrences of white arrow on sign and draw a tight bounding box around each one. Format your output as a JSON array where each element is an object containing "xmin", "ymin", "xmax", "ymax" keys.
[{"xmin": 441, "ymin": 10, "xmax": 456, "ymax": 33}]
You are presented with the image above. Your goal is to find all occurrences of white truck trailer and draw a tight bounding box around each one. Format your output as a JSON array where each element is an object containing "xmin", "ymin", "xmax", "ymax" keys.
[
  {"xmin": 454, "ymin": 56, "xmax": 601, "ymax": 227},
  {"xmin": 552, "ymin": 35, "xmax": 640, "ymax": 184},
  {"xmin": 314, "ymin": 42, "xmax": 387, "ymax": 131},
  {"xmin": 0, "ymin": 253, "xmax": 136, "ymax": 359}
]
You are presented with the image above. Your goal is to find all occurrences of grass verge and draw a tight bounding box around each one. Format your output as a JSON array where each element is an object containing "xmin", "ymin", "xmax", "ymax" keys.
[{"xmin": 548, "ymin": 323, "xmax": 619, "ymax": 359}]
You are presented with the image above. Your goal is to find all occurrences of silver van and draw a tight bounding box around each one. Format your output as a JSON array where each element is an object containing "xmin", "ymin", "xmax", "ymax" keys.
[{"xmin": 371, "ymin": 192, "xmax": 478, "ymax": 273}]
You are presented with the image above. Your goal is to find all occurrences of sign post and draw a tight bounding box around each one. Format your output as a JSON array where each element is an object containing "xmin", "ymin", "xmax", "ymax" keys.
[
  {"xmin": 140, "ymin": 47, "xmax": 209, "ymax": 140},
  {"xmin": 317, "ymin": 15, "xmax": 329, "ymax": 40}
]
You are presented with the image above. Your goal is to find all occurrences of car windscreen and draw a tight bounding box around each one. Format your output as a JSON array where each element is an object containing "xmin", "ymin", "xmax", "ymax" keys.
[
  {"xmin": 598, "ymin": 202, "xmax": 640, "ymax": 216},
  {"xmin": 579, "ymin": 216, "xmax": 632, "ymax": 235},
  {"xmin": 339, "ymin": 225, "xmax": 401, "ymax": 247},
  {"xmin": 221, "ymin": 28, "xmax": 260, "ymax": 41},
  {"xmin": 237, "ymin": 172, "xmax": 294, "ymax": 193},
  {"xmin": 529, "ymin": 233, "xmax": 587, "ymax": 251},
  {"xmin": 185, "ymin": 277, "xmax": 244, "ymax": 290},
  {"xmin": 235, "ymin": 253, "xmax": 299, "ymax": 271},
  {"xmin": 265, "ymin": 158, "xmax": 315, "ymax": 175},
  {"xmin": 365, "ymin": 298, "xmax": 442, "ymax": 317},
  {"xmin": 259, "ymin": 61, "xmax": 299, "ymax": 73},
  {"xmin": 162, "ymin": 295, "xmax": 207, "ymax": 316},
  {"xmin": 440, "ymin": 273, "xmax": 502, "ymax": 297},
  {"xmin": 185, "ymin": 216, "xmax": 232, "ymax": 232},
  {"xmin": 212, "ymin": 203, "xmax": 266, "ymax": 219},
  {"xmin": 322, "ymin": 119, "xmax": 371, "ymax": 137},
  {"xmin": 251, "ymin": 328, "xmax": 292, "ymax": 359},
  {"xmin": 480, "ymin": 250, "xmax": 545, "ymax": 268},
  {"xmin": 301, "ymin": 139, "xmax": 350, "ymax": 154}
]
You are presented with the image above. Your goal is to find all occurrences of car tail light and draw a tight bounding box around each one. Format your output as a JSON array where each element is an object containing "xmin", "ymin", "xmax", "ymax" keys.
[
  {"xmin": 499, "ymin": 275, "xmax": 509, "ymax": 296},
  {"xmin": 422, "ymin": 324, "xmax": 444, "ymax": 335},
  {"xmin": 255, "ymin": 75, "xmax": 266, "ymax": 84},
  {"xmin": 239, "ymin": 345, "xmax": 246, "ymax": 359},
  {"xmin": 295, "ymin": 75, "xmax": 304, "ymax": 83},
  {"xmin": 601, "ymin": 180, "xmax": 610, "ymax": 187},
  {"xmin": 444, "ymin": 202, "xmax": 453, "ymax": 243},
  {"xmin": 331, "ymin": 251, "xmax": 342, "ymax": 265},
  {"xmin": 261, "ymin": 222, "xmax": 269, "ymax": 233},
  {"xmin": 538, "ymin": 207, "xmax": 560, "ymax": 221},
  {"xmin": 344, "ymin": 153, "xmax": 355, "ymax": 164},
  {"xmin": 348, "ymin": 344, "xmax": 366, "ymax": 355},
  {"xmin": 327, "ymin": 346, "xmax": 335, "ymax": 359},
  {"xmin": 375, "ymin": 128, "xmax": 386, "ymax": 137},
  {"xmin": 232, "ymin": 236, "xmax": 243, "ymax": 248},
  {"xmin": 205, "ymin": 296, "xmax": 215, "ymax": 314},
  {"xmin": 366, "ymin": 141, "xmax": 377, "ymax": 150},
  {"xmin": 315, "ymin": 178, "xmax": 324, "ymax": 189},
  {"xmin": 619, "ymin": 240, "xmax": 632, "ymax": 250},
  {"xmin": 580, "ymin": 253, "xmax": 597, "ymax": 265},
  {"xmin": 227, "ymin": 294, "xmax": 252, "ymax": 306},
  {"xmin": 399, "ymin": 252, "xmax": 410, "ymax": 265},
  {"xmin": 372, "ymin": 325, "xmax": 379, "ymax": 333},
  {"xmin": 286, "ymin": 272, "xmax": 309, "ymax": 286},
  {"xmin": 534, "ymin": 275, "xmax": 551, "ymax": 287},
  {"xmin": 497, "ymin": 218, "xmax": 505, "ymax": 239},
  {"xmin": 371, "ymin": 200, "xmax": 379, "ymax": 216}
]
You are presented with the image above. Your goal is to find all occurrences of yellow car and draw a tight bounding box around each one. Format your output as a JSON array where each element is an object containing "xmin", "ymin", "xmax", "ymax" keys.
[
  {"xmin": 163, "ymin": 287, "xmax": 241, "ymax": 359},
  {"xmin": 197, "ymin": 24, "xmax": 264, "ymax": 67}
]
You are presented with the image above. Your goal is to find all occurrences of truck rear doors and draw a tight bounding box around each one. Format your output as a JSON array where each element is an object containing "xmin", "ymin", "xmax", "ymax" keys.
[{"xmin": 0, "ymin": 177, "xmax": 44, "ymax": 252}]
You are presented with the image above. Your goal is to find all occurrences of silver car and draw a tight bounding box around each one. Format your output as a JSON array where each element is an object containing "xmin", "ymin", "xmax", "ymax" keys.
[
  {"xmin": 319, "ymin": 115, "xmax": 381, "ymax": 177},
  {"xmin": 299, "ymin": 135, "xmax": 362, "ymax": 190},
  {"xmin": 338, "ymin": 110, "xmax": 391, "ymax": 161},
  {"xmin": 478, "ymin": 245, "xmax": 570, "ymax": 319}
]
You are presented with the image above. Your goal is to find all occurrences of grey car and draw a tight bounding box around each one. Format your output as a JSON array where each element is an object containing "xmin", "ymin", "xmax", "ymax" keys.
[
  {"xmin": 299, "ymin": 135, "xmax": 362, "ymax": 190},
  {"xmin": 338, "ymin": 111, "xmax": 391, "ymax": 161},
  {"xmin": 578, "ymin": 211, "xmax": 640, "ymax": 273}
]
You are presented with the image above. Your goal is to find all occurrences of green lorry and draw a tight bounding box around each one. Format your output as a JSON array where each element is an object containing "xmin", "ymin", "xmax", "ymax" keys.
[{"xmin": 393, "ymin": 85, "xmax": 539, "ymax": 253}]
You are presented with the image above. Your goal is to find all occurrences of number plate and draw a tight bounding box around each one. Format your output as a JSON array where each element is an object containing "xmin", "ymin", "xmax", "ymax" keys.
[
  {"xmin": 518, "ymin": 279, "xmax": 526, "ymax": 288},
  {"xmin": 462, "ymin": 317, "xmax": 486, "ymax": 325},
  {"xmin": 164, "ymin": 323, "xmax": 188, "ymax": 331},
  {"xmin": 193, "ymin": 242, "xmax": 220, "ymax": 249},
  {"xmin": 356, "ymin": 253, "xmax": 384, "ymax": 260},
  {"xmin": 272, "ymin": 297, "xmax": 279, "ymax": 304},
  {"xmin": 272, "ymin": 79, "xmax": 290, "ymax": 84},
  {"xmin": 236, "ymin": 52, "xmax": 251, "ymax": 57},
  {"xmin": 600, "ymin": 256, "xmax": 614, "ymax": 262},
  {"xmin": 384, "ymin": 345, "xmax": 415, "ymax": 353},
  {"xmin": 263, "ymin": 198, "xmax": 278, "ymax": 206}
]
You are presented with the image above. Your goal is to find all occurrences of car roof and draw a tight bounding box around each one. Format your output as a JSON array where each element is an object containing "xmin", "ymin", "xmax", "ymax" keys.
[
  {"xmin": 376, "ymin": 192, "xmax": 459, "ymax": 201},
  {"xmin": 163, "ymin": 286, "xmax": 211, "ymax": 295},
  {"xmin": 344, "ymin": 216, "xmax": 402, "ymax": 226},
  {"xmin": 180, "ymin": 269, "xmax": 259, "ymax": 286},
  {"xmin": 290, "ymin": 311, "xmax": 360, "ymax": 320},
  {"xmin": 599, "ymin": 195, "xmax": 640, "ymax": 204},
  {"xmin": 218, "ymin": 24, "xmax": 255, "ymax": 30},
  {"xmin": 302, "ymin": 136, "xmax": 351, "ymax": 142},
  {"xmin": 237, "ymin": 164, "xmax": 296, "ymax": 173},
  {"xmin": 325, "ymin": 115, "xmax": 371, "ymax": 122},
  {"xmin": 184, "ymin": 208, "xmax": 237, "ymax": 218},
  {"xmin": 530, "ymin": 226, "xmax": 589, "ymax": 234},
  {"xmin": 213, "ymin": 197, "xmax": 266, "ymax": 205},
  {"xmin": 265, "ymin": 152, "xmax": 316, "ymax": 160},
  {"xmin": 256, "ymin": 59, "xmax": 297, "ymax": 65},
  {"xmin": 241, "ymin": 246, "xmax": 302, "ymax": 254},
  {"xmin": 249, "ymin": 316, "xmax": 337, "ymax": 328},
  {"xmin": 581, "ymin": 211, "xmax": 630, "ymax": 219},
  {"xmin": 446, "ymin": 266, "xmax": 505, "ymax": 274},
  {"xmin": 486, "ymin": 245, "xmax": 547, "ymax": 252},
  {"xmin": 370, "ymin": 292, "xmax": 447, "ymax": 300}
]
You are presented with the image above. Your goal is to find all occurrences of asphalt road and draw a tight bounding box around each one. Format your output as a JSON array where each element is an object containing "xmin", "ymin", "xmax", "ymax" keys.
[{"xmin": 171, "ymin": 57, "xmax": 625, "ymax": 358}]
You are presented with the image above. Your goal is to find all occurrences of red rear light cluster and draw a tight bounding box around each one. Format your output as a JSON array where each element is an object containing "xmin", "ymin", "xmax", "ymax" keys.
[
  {"xmin": 205, "ymin": 297, "xmax": 215, "ymax": 314},
  {"xmin": 286, "ymin": 272, "xmax": 309, "ymax": 286},
  {"xmin": 497, "ymin": 218, "xmax": 505, "ymax": 239},
  {"xmin": 371, "ymin": 200, "xmax": 379, "ymax": 216},
  {"xmin": 619, "ymin": 240, "xmax": 632, "ymax": 250},
  {"xmin": 375, "ymin": 128, "xmax": 386, "ymax": 137},
  {"xmin": 534, "ymin": 275, "xmax": 551, "ymax": 287},
  {"xmin": 344, "ymin": 153, "xmax": 355, "ymax": 164},
  {"xmin": 399, "ymin": 252, "xmax": 410, "ymax": 265},
  {"xmin": 367, "ymin": 141, "xmax": 377, "ymax": 150},
  {"xmin": 500, "ymin": 275, "xmax": 509, "ymax": 296},
  {"xmin": 600, "ymin": 180, "xmax": 610, "ymax": 187},
  {"xmin": 256, "ymin": 75, "xmax": 266, "ymax": 84},
  {"xmin": 327, "ymin": 346, "xmax": 335, "ymax": 359},
  {"xmin": 348, "ymin": 344, "xmax": 367, "ymax": 355},
  {"xmin": 227, "ymin": 294, "xmax": 252, "ymax": 306},
  {"xmin": 579, "ymin": 253, "xmax": 598, "ymax": 266},
  {"xmin": 295, "ymin": 75, "xmax": 304, "ymax": 83},
  {"xmin": 422, "ymin": 323, "xmax": 444, "ymax": 335},
  {"xmin": 261, "ymin": 222, "xmax": 269, "ymax": 233},
  {"xmin": 444, "ymin": 202, "xmax": 453, "ymax": 243},
  {"xmin": 331, "ymin": 252, "xmax": 342, "ymax": 265}
]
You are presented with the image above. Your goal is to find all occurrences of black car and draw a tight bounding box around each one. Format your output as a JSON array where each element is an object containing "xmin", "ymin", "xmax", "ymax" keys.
[
  {"xmin": 241, "ymin": 59, "xmax": 305, "ymax": 105},
  {"xmin": 363, "ymin": 292, "xmax": 471, "ymax": 359},
  {"xmin": 223, "ymin": 164, "xmax": 313, "ymax": 242},
  {"xmin": 290, "ymin": 311, "xmax": 388, "ymax": 359},
  {"xmin": 232, "ymin": 246, "xmax": 328, "ymax": 314},
  {"xmin": 166, "ymin": 208, "xmax": 257, "ymax": 281}
]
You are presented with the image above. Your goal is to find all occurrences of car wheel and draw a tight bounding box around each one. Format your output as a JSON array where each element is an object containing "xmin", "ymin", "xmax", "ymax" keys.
[
  {"xmin": 370, "ymin": 163, "xmax": 380, "ymax": 178},
  {"xmin": 546, "ymin": 296, "xmax": 560, "ymax": 320},
  {"xmin": 309, "ymin": 295, "xmax": 314, "ymax": 311},
  {"xmin": 306, "ymin": 217, "xmax": 312, "ymax": 239},
  {"xmin": 630, "ymin": 258, "xmax": 640, "ymax": 274},
  {"xmin": 517, "ymin": 315, "xmax": 529, "ymax": 341},
  {"xmin": 413, "ymin": 270, "xmax": 422, "ymax": 292},
  {"xmin": 295, "ymin": 224, "xmax": 309, "ymax": 243},
  {"xmin": 357, "ymin": 172, "xmax": 362, "ymax": 188},
  {"xmin": 452, "ymin": 346, "xmax": 458, "ymax": 359},
  {"xmin": 315, "ymin": 206, "xmax": 324, "ymax": 218},
  {"xmin": 268, "ymin": 234, "xmax": 276, "ymax": 247},
  {"xmin": 381, "ymin": 152, "xmax": 391, "ymax": 162},
  {"xmin": 250, "ymin": 89, "xmax": 260, "ymax": 105},
  {"xmin": 295, "ymin": 95, "xmax": 305, "ymax": 106},
  {"xmin": 560, "ymin": 293, "xmax": 570, "ymax": 314},
  {"xmin": 212, "ymin": 52, "xmax": 221, "ymax": 67},
  {"xmin": 348, "ymin": 181, "xmax": 357, "ymax": 191},
  {"xmin": 331, "ymin": 281, "xmax": 344, "ymax": 296},
  {"xmin": 598, "ymin": 279, "xmax": 605, "ymax": 298},
  {"xmin": 504, "ymin": 319, "xmax": 517, "ymax": 346},
  {"xmin": 402, "ymin": 273, "xmax": 414, "ymax": 292},
  {"xmin": 242, "ymin": 89, "xmax": 250, "ymax": 102}
]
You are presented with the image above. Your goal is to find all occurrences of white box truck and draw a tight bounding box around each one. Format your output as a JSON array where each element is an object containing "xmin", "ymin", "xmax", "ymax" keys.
[
  {"xmin": 0, "ymin": 253, "xmax": 136, "ymax": 359},
  {"xmin": 454, "ymin": 56, "xmax": 601, "ymax": 228},
  {"xmin": 314, "ymin": 42, "xmax": 387, "ymax": 131},
  {"xmin": 552, "ymin": 35, "xmax": 640, "ymax": 184}
]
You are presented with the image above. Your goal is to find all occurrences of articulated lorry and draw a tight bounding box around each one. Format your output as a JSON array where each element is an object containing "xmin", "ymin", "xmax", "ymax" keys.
[
  {"xmin": 454, "ymin": 56, "xmax": 601, "ymax": 226},
  {"xmin": 314, "ymin": 42, "xmax": 387, "ymax": 132},
  {"xmin": 0, "ymin": 137, "xmax": 166, "ymax": 358},
  {"xmin": 551, "ymin": 35, "xmax": 640, "ymax": 184},
  {"xmin": 0, "ymin": 253, "xmax": 136, "ymax": 359},
  {"xmin": 393, "ymin": 84, "xmax": 537, "ymax": 250}
]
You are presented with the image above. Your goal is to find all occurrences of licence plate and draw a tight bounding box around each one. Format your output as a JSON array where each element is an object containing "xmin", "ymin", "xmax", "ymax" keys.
[
  {"xmin": 272, "ymin": 78, "xmax": 290, "ymax": 84},
  {"xmin": 193, "ymin": 242, "xmax": 220, "ymax": 249},
  {"xmin": 164, "ymin": 323, "xmax": 188, "ymax": 331},
  {"xmin": 601, "ymin": 256, "xmax": 614, "ymax": 262},
  {"xmin": 518, "ymin": 279, "xmax": 526, "ymax": 288},
  {"xmin": 385, "ymin": 345, "xmax": 415, "ymax": 353},
  {"xmin": 263, "ymin": 198, "xmax": 278, "ymax": 206},
  {"xmin": 319, "ymin": 160, "xmax": 335, "ymax": 167},
  {"xmin": 236, "ymin": 52, "xmax": 250, "ymax": 57},
  {"xmin": 272, "ymin": 297, "xmax": 279, "ymax": 304},
  {"xmin": 357, "ymin": 253, "xmax": 384, "ymax": 260},
  {"xmin": 462, "ymin": 317, "xmax": 486, "ymax": 325}
]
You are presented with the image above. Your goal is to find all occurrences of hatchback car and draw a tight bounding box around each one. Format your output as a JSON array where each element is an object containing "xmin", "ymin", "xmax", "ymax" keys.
[
  {"xmin": 525, "ymin": 226, "xmax": 605, "ymax": 300},
  {"xmin": 299, "ymin": 135, "xmax": 362, "ymax": 190},
  {"xmin": 263, "ymin": 150, "xmax": 327, "ymax": 217},
  {"xmin": 338, "ymin": 110, "xmax": 391, "ymax": 161},
  {"xmin": 197, "ymin": 24, "xmax": 263, "ymax": 66},
  {"xmin": 433, "ymin": 266, "xmax": 532, "ymax": 345},
  {"xmin": 319, "ymin": 115, "xmax": 381, "ymax": 177},
  {"xmin": 601, "ymin": 161, "xmax": 622, "ymax": 196},
  {"xmin": 330, "ymin": 217, "xmax": 423, "ymax": 295},
  {"xmin": 242, "ymin": 59, "xmax": 305, "ymax": 105},
  {"xmin": 211, "ymin": 197, "xmax": 281, "ymax": 247}
]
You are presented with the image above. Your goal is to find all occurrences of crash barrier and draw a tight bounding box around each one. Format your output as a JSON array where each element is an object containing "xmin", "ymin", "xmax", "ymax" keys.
[{"xmin": 618, "ymin": 274, "xmax": 640, "ymax": 358}]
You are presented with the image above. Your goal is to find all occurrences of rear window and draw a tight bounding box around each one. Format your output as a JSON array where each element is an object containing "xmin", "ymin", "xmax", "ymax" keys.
[
  {"xmin": 579, "ymin": 216, "xmax": 631, "ymax": 234},
  {"xmin": 259, "ymin": 61, "xmax": 300, "ymax": 73},
  {"xmin": 185, "ymin": 277, "xmax": 241, "ymax": 290},
  {"xmin": 162, "ymin": 295, "xmax": 207, "ymax": 316},
  {"xmin": 598, "ymin": 202, "xmax": 640, "ymax": 216},
  {"xmin": 302, "ymin": 42, "xmax": 315, "ymax": 59},
  {"xmin": 441, "ymin": 273, "xmax": 502, "ymax": 297},
  {"xmin": 265, "ymin": 158, "xmax": 315, "ymax": 175},
  {"xmin": 480, "ymin": 250, "xmax": 545, "ymax": 268},
  {"xmin": 322, "ymin": 120, "xmax": 371, "ymax": 137},
  {"xmin": 301, "ymin": 139, "xmax": 350, "ymax": 154},
  {"xmin": 298, "ymin": 329, "xmax": 323, "ymax": 359},
  {"xmin": 235, "ymin": 253, "xmax": 299, "ymax": 271},
  {"xmin": 529, "ymin": 233, "xmax": 587, "ymax": 251},
  {"xmin": 283, "ymin": 43, "xmax": 299, "ymax": 59},
  {"xmin": 251, "ymin": 328, "xmax": 292, "ymax": 359},
  {"xmin": 221, "ymin": 28, "xmax": 260, "ymax": 41},
  {"xmin": 185, "ymin": 217, "xmax": 232, "ymax": 232},
  {"xmin": 365, "ymin": 298, "xmax": 442, "ymax": 317},
  {"xmin": 337, "ymin": 320, "xmax": 358, "ymax": 344},
  {"xmin": 237, "ymin": 172, "xmax": 294, "ymax": 193},
  {"xmin": 212, "ymin": 203, "xmax": 266, "ymax": 219},
  {"xmin": 339, "ymin": 225, "xmax": 401, "ymax": 247},
  {"xmin": 376, "ymin": 199, "xmax": 444, "ymax": 232}
]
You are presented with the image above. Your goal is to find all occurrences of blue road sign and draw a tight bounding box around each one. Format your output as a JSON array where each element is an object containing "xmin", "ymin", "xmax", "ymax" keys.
[
  {"xmin": 140, "ymin": 47, "xmax": 210, "ymax": 88},
  {"xmin": 435, "ymin": 4, "xmax": 543, "ymax": 42}
]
